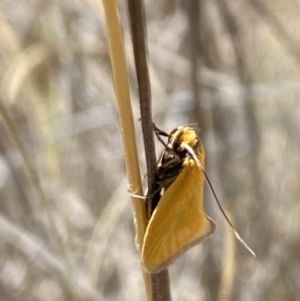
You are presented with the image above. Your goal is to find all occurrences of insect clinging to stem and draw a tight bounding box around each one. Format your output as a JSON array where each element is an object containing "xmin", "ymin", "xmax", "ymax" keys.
[{"xmin": 140, "ymin": 125, "xmax": 256, "ymax": 274}]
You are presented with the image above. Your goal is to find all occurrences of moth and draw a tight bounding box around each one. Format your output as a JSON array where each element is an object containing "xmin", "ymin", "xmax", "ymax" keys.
[
  {"xmin": 141, "ymin": 126, "xmax": 216, "ymax": 273},
  {"xmin": 141, "ymin": 125, "xmax": 255, "ymax": 273}
]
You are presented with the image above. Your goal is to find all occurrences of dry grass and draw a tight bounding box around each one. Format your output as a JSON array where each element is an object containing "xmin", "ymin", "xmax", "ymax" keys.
[{"xmin": 0, "ymin": 0, "xmax": 300, "ymax": 300}]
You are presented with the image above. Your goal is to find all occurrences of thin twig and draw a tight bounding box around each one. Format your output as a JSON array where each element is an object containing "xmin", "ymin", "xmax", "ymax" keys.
[
  {"xmin": 217, "ymin": 209, "xmax": 236, "ymax": 301},
  {"xmin": 127, "ymin": 0, "xmax": 156, "ymax": 211},
  {"xmin": 101, "ymin": 0, "xmax": 150, "ymax": 297},
  {"xmin": 127, "ymin": 1, "xmax": 171, "ymax": 300}
]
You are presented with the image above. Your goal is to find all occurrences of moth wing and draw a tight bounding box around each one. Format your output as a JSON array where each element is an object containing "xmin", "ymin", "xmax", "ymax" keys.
[{"xmin": 142, "ymin": 160, "xmax": 215, "ymax": 273}]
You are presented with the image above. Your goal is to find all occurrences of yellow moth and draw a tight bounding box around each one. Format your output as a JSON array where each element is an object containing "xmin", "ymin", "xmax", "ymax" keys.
[
  {"xmin": 141, "ymin": 125, "xmax": 255, "ymax": 274},
  {"xmin": 141, "ymin": 126, "xmax": 215, "ymax": 273}
]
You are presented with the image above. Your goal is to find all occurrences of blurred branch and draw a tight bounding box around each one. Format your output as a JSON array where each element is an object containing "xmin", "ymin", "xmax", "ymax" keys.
[
  {"xmin": 0, "ymin": 96, "xmax": 65, "ymax": 253},
  {"xmin": 247, "ymin": 0, "xmax": 300, "ymax": 66},
  {"xmin": 188, "ymin": 0, "xmax": 202, "ymax": 124},
  {"xmin": 0, "ymin": 214, "xmax": 105, "ymax": 301},
  {"xmin": 0, "ymin": 139, "xmax": 32, "ymax": 226},
  {"xmin": 217, "ymin": 209, "xmax": 236, "ymax": 301},
  {"xmin": 0, "ymin": 44, "xmax": 48, "ymax": 104},
  {"xmin": 216, "ymin": 0, "xmax": 251, "ymax": 84},
  {"xmin": 127, "ymin": 1, "xmax": 171, "ymax": 300},
  {"xmin": 216, "ymin": 0, "xmax": 262, "ymax": 202},
  {"xmin": 82, "ymin": 177, "xmax": 129, "ymax": 285}
]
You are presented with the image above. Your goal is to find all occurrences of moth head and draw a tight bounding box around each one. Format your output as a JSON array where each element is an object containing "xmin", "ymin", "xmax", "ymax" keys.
[{"xmin": 168, "ymin": 126, "xmax": 201, "ymax": 156}]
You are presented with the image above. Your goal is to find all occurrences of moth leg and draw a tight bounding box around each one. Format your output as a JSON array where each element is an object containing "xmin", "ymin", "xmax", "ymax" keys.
[
  {"xmin": 129, "ymin": 192, "xmax": 147, "ymax": 199},
  {"xmin": 129, "ymin": 188, "xmax": 160, "ymax": 200},
  {"xmin": 153, "ymin": 123, "xmax": 169, "ymax": 137}
]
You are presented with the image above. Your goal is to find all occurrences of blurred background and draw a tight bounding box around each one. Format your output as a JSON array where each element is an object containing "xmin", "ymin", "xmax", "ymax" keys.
[{"xmin": 0, "ymin": 0, "xmax": 300, "ymax": 300}]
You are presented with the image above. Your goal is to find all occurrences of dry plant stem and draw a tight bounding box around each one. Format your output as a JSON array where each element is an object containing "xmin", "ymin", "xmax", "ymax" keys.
[
  {"xmin": 127, "ymin": 0, "xmax": 156, "ymax": 205},
  {"xmin": 0, "ymin": 97, "xmax": 65, "ymax": 254},
  {"xmin": 189, "ymin": 0, "xmax": 201, "ymax": 124},
  {"xmin": 101, "ymin": 0, "xmax": 150, "ymax": 298},
  {"xmin": 0, "ymin": 43, "xmax": 48, "ymax": 102},
  {"xmin": 83, "ymin": 177, "xmax": 129, "ymax": 285},
  {"xmin": 0, "ymin": 214, "xmax": 104, "ymax": 301},
  {"xmin": 127, "ymin": 1, "xmax": 171, "ymax": 300},
  {"xmin": 217, "ymin": 209, "xmax": 236, "ymax": 301}
]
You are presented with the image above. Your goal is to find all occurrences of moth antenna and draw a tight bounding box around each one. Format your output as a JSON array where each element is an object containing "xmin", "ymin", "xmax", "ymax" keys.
[
  {"xmin": 186, "ymin": 122, "xmax": 199, "ymax": 128},
  {"xmin": 181, "ymin": 142, "xmax": 202, "ymax": 169},
  {"xmin": 187, "ymin": 123, "xmax": 201, "ymax": 132},
  {"xmin": 182, "ymin": 142, "xmax": 256, "ymax": 257},
  {"xmin": 202, "ymin": 168, "xmax": 256, "ymax": 257}
]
